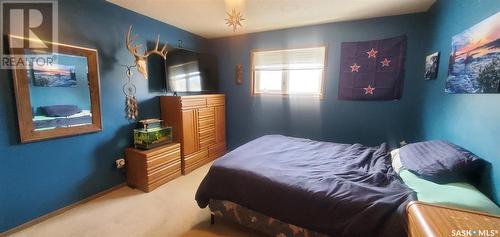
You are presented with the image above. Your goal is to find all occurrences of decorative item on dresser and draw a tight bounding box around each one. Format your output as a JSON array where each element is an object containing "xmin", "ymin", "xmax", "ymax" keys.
[
  {"xmin": 133, "ymin": 118, "xmax": 173, "ymax": 150},
  {"xmin": 407, "ymin": 201, "xmax": 500, "ymax": 237},
  {"xmin": 160, "ymin": 94, "xmax": 226, "ymax": 174},
  {"xmin": 125, "ymin": 143, "xmax": 181, "ymax": 192}
]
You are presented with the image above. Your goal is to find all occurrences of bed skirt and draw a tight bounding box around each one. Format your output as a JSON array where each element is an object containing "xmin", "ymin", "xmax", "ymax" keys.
[{"xmin": 209, "ymin": 199, "xmax": 328, "ymax": 237}]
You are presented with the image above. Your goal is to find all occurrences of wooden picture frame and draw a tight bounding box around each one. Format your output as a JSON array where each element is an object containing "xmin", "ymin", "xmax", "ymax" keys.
[{"xmin": 9, "ymin": 35, "xmax": 102, "ymax": 143}]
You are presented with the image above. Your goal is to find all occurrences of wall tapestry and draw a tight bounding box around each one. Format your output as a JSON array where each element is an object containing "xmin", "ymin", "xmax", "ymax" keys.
[
  {"xmin": 424, "ymin": 52, "xmax": 440, "ymax": 80},
  {"xmin": 339, "ymin": 35, "xmax": 407, "ymax": 100},
  {"xmin": 446, "ymin": 12, "xmax": 500, "ymax": 93}
]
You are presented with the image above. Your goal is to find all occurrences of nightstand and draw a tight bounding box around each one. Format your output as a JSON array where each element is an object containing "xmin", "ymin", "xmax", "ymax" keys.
[
  {"xmin": 407, "ymin": 201, "xmax": 500, "ymax": 237},
  {"xmin": 125, "ymin": 143, "xmax": 181, "ymax": 192}
]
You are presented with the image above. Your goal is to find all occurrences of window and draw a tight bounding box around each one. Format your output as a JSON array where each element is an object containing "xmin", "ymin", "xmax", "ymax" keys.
[
  {"xmin": 251, "ymin": 46, "xmax": 326, "ymax": 97},
  {"xmin": 169, "ymin": 61, "xmax": 202, "ymax": 92}
]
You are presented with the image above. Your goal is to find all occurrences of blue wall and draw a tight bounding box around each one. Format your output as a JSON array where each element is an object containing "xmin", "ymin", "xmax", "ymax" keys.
[
  {"xmin": 417, "ymin": 0, "xmax": 500, "ymax": 203},
  {"xmin": 209, "ymin": 13, "xmax": 426, "ymax": 150},
  {"xmin": 0, "ymin": 0, "xmax": 207, "ymax": 232},
  {"xmin": 2, "ymin": 0, "xmax": 499, "ymax": 233}
]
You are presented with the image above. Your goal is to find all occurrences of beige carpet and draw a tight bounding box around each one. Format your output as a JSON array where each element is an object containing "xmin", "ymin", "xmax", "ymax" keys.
[{"xmin": 8, "ymin": 162, "xmax": 265, "ymax": 237}]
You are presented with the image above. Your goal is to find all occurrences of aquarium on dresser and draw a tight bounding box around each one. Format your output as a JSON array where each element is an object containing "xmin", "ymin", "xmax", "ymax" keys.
[{"xmin": 133, "ymin": 119, "xmax": 172, "ymax": 150}]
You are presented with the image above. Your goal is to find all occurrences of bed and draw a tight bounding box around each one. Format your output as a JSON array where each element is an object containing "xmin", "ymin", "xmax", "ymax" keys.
[
  {"xmin": 33, "ymin": 109, "xmax": 92, "ymax": 130},
  {"xmin": 196, "ymin": 135, "xmax": 416, "ymax": 237},
  {"xmin": 196, "ymin": 135, "xmax": 499, "ymax": 237}
]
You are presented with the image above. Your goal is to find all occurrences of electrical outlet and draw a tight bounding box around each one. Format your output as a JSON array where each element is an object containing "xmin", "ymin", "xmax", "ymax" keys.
[{"xmin": 116, "ymin": 158, "xmax": 125, "ymax": 169}]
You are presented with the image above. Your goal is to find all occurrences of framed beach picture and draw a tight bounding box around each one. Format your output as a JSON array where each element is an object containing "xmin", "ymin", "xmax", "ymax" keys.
[
  {"xmin": 446, "ymin": 12, "xmax": 500, "ymax": 93},
  {"xmin": 424, "ymin": 52, "xmax": 440, "ymax": 80}
]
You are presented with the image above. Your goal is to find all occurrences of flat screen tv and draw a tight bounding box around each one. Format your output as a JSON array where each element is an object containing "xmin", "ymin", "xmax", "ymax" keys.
[{"xmin": 164, "ymin": 48, "xmax": 219, "ymax": 93}]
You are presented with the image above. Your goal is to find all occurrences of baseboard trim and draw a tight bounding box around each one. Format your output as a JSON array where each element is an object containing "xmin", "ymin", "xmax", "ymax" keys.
[{"xmin": 1, "ymin": 182, "xmax": 127, "ymax": 236}]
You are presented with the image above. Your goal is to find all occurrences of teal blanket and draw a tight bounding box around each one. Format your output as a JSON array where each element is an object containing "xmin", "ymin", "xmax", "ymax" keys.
[{"xmin": 400, "ymin": 169, "xmax": 500, "ymax": 215}]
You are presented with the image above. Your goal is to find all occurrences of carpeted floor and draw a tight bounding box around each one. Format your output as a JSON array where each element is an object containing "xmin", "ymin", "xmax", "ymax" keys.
[{"xmin": 7, "ymin": 162, "xmax": 265, "ymax": 237}]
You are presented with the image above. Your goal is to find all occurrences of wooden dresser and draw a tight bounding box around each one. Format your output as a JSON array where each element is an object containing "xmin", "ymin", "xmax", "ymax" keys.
[
  {"xmin": 407, "ymin": 201, "xmax": 500, "ymax": 237},
  {"xmin": 160, "ymin": 94, "xmax": 226, "ymax": 174},
  {"xmin": 125, "ymin": 143, "xmax": 181, "ymax": 192}
]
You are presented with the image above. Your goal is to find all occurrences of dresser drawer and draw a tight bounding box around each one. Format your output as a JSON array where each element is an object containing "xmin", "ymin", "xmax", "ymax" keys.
[
  {"xmin": 207, "ymin": 96, "xmax": 225, "ymax": 106},
  {"xmin": 183, "ymin": 148, "xmax": 209, "ymax": 174},
  {"xmin": 181, "ymin": 97, "xmax": 206, "ymax": 110},
  {"xmin": 147, "ymin": 172, "xmax": 181, "ymax": 192},
  {"xmin": 143, "ymin": 143, "xmax": 179, "ymax": 157},
  {"xmin": 125, "ymin": 143, "xmax": 181, "ymax": 193},
  {"xmin": 147, "ymin": 160, "xmax": 181, "ymax": 184},
  {"xmin": 184, "ymin": 148, "xmax": 208, "ymax": 165},
  {"xmin": 146, "ymin": 147, "xmax": 180, "ymax": 171},
  {"xmin": 209, "ymin": 142, "xmax": 226, "ymax": 159}
]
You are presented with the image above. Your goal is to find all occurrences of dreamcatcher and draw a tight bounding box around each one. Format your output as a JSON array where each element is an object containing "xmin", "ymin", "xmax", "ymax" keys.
[{"xmin": 123, "ymin": 66, "xmax": 138, "ymax": 120}]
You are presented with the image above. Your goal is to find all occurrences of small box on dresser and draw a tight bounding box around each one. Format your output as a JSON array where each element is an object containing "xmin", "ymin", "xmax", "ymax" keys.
[{"xmin": 125, "ymin": 143, "xmax": 181, "ymax": 192}]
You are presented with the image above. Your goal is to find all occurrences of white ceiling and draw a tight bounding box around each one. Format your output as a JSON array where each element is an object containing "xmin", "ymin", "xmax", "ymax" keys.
[{"xmin": 107, "ymin": 0, "xmax": 435, "ymax": 39}]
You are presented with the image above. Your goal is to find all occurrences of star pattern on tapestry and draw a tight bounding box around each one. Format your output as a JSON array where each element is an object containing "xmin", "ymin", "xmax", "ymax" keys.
[
  {"xmin": 366, "ymin": 48, "xmax": 378, "ymax": 58},
  {"xmin": 380, "ymin": 58, "xmax": 391, "ymax": 67},
  {"xmin": 364, "ymin": 85, "xmax": 375, "ymax": 95},
  {"xmin": 350, "ymin": 63, "xmax": 361, "ymax": 72}
]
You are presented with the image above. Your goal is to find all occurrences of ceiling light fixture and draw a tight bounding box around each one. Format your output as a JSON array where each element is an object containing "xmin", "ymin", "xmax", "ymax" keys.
[{"xmin": 225, "ymin": 8, "xmax": 244, "ymax": 32}]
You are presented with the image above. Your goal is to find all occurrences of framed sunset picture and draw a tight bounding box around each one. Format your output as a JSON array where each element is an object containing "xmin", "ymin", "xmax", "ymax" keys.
[
  {"xmin": 32, "ymin": 63, "xmax": 77, "ymax": 87},
  {"xmin": 446, "ymin": 12, "xmax": 500, "ymax": 94}
]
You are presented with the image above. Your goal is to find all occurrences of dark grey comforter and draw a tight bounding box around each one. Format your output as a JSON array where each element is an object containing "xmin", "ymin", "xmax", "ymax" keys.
[
  {"xmin": 196, "ymin": 135, "xmax": 416, "ymax": 237},
  {"xmin": 33, "ymin": 115, "xmax": 92, "ymax": 129}
]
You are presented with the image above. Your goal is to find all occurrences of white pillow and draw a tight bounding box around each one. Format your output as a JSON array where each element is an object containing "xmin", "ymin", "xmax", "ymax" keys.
[{"xmin": 390, "ymin": 148, "xmax": 404, "ymax": 174}]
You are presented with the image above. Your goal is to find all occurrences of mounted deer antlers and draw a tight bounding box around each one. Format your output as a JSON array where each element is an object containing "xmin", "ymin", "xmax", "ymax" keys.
[{"xmin": 125, "ymin": 25, "xmax": 168, "ymax": 79}]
